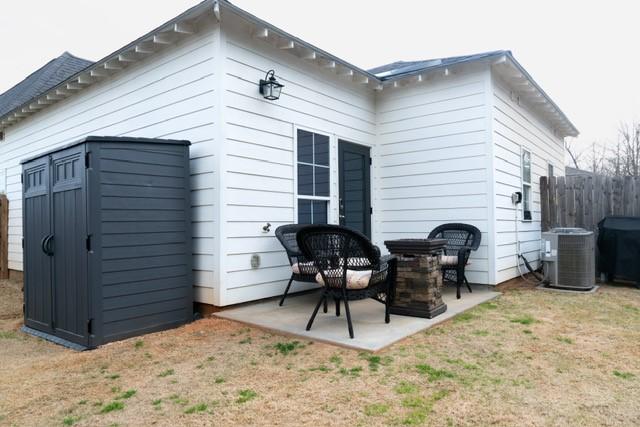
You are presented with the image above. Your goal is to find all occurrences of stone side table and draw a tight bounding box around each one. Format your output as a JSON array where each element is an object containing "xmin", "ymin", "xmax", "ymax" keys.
[{"xmin": 384, "ymin": 239, "xmax": 447, "ymax": 318}]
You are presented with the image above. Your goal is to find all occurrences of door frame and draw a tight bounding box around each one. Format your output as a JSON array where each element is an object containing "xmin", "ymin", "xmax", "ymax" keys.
[{"xmin": 338, "ymin": 139, "xmax": 372, "ymax": 238}]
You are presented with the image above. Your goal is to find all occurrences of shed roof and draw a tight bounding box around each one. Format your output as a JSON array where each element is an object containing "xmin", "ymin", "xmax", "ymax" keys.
[{"xmin": 0, "ymin": 52, "xmax": 93, "ymax": 118}]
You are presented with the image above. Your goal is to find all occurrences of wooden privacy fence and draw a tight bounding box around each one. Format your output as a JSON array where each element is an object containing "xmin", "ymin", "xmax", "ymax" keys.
[
  {"xmin": 540, "ymin": 175, "xmax": 640, "ymax": 233},
  {"xmin": 0, "ymin": 194, "xmax": 8, "ymax": 279}
]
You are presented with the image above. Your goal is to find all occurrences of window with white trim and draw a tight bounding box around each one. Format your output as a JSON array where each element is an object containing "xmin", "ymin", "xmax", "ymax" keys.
[
  {"xmin": 296, "ymin": 129, "xmax": 329, "ymax": 224},
  {"xmin": 548, "ymin": 162, "xmax": 554, "ymax": 177},
  {"xmin": 522, "ymin": 149, "xmax": 532, "ymax": 221}
]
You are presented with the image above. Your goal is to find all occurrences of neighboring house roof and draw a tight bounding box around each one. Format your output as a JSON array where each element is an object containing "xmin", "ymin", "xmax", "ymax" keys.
[
  {"xmin": 0, "ymin": 0, "xmax": 578, "ymax": 137},
  {"xmin": 369, "ymin": 50, "xmax": 508, "ymax": 79},
  {"xmin": 566, "ymin": 166, "xmax": 594, "ymax": 176},
  {"xmin": 0, "ymin": 52, "xmax": 93, "ymax": 118}
]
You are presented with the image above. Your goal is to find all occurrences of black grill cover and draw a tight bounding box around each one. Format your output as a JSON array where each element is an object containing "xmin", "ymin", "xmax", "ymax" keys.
[{"xmin": 597, "ymin": 216, "xmax": 640, "ymax": 285}]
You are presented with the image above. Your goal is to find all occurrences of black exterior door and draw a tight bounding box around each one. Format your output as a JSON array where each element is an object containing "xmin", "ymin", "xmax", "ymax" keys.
[
  {"xmin": 338, "ymin": 140, "xmax": 371, "ymax": 238},
  {"xmin": 50, "ymin": 145, "xmax": 89, "ymax": 346},
  {"xmin": 23, "ymin": 156, "xmax": 53, "ymax": 333}
]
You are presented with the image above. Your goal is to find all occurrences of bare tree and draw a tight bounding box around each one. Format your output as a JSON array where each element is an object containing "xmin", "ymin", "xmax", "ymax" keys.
[
  {"xmin": 617, "ymin": 121, "xmax": 640, "ymax": 176},
  {"xmin": 565, "ymin": 138, "xmax": 583, "ymax": 169},
  {"xmin": 587, "ymin": 142, "xmax": 608, "ymax": 175},
  {"xmin": 564, "ymin": 121, "xmax": 640, "ymax": 177},
  {"xmin": 606, "ymin": 139, "xmax": 622, "ymax": 176}
]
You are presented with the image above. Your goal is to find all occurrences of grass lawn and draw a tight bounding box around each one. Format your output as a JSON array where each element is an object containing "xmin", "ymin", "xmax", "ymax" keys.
[{"xmin": 0, "ymin": 278, "xmax": 639, "ymax": 426}]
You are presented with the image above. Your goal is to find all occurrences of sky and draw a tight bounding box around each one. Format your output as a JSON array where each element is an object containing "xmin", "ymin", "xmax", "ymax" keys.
[{"xmin": 1, "ymin": 0, "xmax": 639, "ymax": 159}]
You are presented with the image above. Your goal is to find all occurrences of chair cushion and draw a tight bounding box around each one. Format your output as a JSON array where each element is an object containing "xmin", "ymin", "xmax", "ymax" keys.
[
  {"xmin": 291, "ymin": 261, "xmax": 318, "ymax": 275},
  {"xmin": 440, "ymin": 255, "xmax": 471, "ymax": 266},
  {"xmin": 315, "ymin": 269, "xmax": 374, "ymax": 290}
]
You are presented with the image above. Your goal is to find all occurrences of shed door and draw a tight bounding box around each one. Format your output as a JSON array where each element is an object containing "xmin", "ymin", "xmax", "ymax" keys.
[
  {"xmin": 23, "ymin": 157, "xmax": 53, "ymax": 332},
  {"xmin": 338, "ymin": 140, "xmax": 372, "ymax": 238},
  {"xmin": 50, "ymin": 146, "xmax": 89, "ymax": 346}
]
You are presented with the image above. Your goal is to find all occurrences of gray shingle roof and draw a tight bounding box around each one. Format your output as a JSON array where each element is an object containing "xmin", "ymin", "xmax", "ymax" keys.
[
  {"xmin": 0, "ymin": 52, "xmax": 93, "ymax": 118},
  {"xmin": 369, "ymin": 50, "xmax": 508, "ymax": 80}
]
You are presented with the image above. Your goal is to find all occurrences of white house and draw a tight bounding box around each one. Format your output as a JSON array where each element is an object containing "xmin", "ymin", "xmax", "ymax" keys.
[{"xmin": 0, "ymin": 0, "xmax": 578, "ymax": 307}]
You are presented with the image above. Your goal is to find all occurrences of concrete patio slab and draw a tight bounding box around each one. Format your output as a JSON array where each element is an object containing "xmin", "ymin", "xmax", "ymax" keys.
[{"xmin": 215, "ymin": 285, "xmax": 500, "ymax": 351}]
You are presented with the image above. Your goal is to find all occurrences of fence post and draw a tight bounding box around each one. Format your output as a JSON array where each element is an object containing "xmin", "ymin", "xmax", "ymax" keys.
[
  {"xmin": 584, "ymin": 176, "xmax": 594, "ymax": 231},
  {"xmin": 623, "ymin": 176, "xmax": 634, "ymax": 216},
  {"xmin": 635, "ymin": 177, "xmax": 640, "ymax": 215},
  {"xmin": 604, "ymin": 177, "xmax": 613, "ymax": 217},
  {"xmin": 540, "ymin": 176, "xmax": 550, "ymax": 231},
  {"xmin": 558, "ymin": 177, "xmax": 567, "ymax": 227},
  {"xmin": 0, "ymin": 195, "xmax": 8, "ymax": 280},
  {"xmin": 549, "ymin": 176, "xmax": 557, "ymax": 228},
  {"xmin": 613, "ymin": 177, "xmax": 624, "ymax": 215}
]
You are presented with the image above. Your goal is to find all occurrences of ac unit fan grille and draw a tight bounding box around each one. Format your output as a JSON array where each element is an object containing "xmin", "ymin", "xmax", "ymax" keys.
[{"xmin": 557, "ymin": 234, "xmax": 595, "ymax": 288}]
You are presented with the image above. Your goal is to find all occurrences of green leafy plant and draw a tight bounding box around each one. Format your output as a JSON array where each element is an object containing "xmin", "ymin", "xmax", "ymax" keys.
[
  {"xmin": 100, "ymin": 401, "xmax": 125, "ymax": 414},
  {"xmin": 0, "ymin": 331, "xmax": 18, "ymax": 339},
  {"xmin": 117, "ymin": 390, "xmax": 136, "ymax": 400},
  {"xmin": 359, "ymin": 353, "xmax": 393, "ymax": 371},
  {"xmin": 236, "ymin": 389, "xmax": 258, "ymax": 403},
  {"xmin": 415, "ymin": 364, "xmax": 455, "ymax": 381},
  {"xmin": 274, "ymin": 341, "xmax": 303, "ymax": 355},
  {"xmin": 62, "ymin": 416, "xmax": 80, "ymax": 426},
  {"xmin": 510, "ymin": 315, "xmax": 536, "ymax": 325},
  {"xmin": 453, "ymin": 312, "xmax": 476, "ymax": 323},
  {"xmin": 158, "ymin": 369, "xmax": 174, "ymax": 377},
  {"xmin": 184, "ymin": 403, "xmax": 208, "ymax": 414},
  {"xmin": 364, "ymin": 403, "xmax": 389, "ymax": 416},
  {"xmin": 479, "ymin": 302, "xmax": 498, "ymax": 310},
  {"xmin": 613, "ymin": 370, "xmax": 635, "ymax": 379},
  {"xmin": 394, "ymin": 381, "xmax": 418, "ymax": 394},
  {"xmin": 169, "ymin": 394, "xmax": 188, "ymax": 405},
  {"xmin": 338, "ymin": 366, "xmax": 363, "ymax": 377}
]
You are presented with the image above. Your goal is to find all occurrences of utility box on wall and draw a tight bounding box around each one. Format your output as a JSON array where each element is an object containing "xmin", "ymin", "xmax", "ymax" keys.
[{"xmin": 21, "ymin": 136, "xmax": 192, "ymax": 350}]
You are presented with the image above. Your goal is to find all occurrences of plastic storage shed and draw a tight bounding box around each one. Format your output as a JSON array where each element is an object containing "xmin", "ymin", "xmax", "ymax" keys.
[{"xmin": 21, "ymin": 136, "xmax": 192, "ymax": 350}]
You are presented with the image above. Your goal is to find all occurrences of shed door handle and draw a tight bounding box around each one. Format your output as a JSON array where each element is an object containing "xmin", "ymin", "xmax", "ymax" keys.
[
  {"xmin": 46, "ymin": 235, "xmax": 54, "ymax": 256},
  {"xmin": 41, "ymin": 235, "xmax": 54, "ymax": 256},
  {"xmin": 40, "ymin": 236, "xmax": 48, "ymax": 255}
]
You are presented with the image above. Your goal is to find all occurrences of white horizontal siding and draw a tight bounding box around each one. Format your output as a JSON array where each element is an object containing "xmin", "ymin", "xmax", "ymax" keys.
[
  {"xmin": 376, "ymin": 69, "xmax": 492, "ymax": 284},
  {"xmin": 0, "ymin": 21, "xmax": 219, "ymax": 304},
  {"xmin": 491, "ymin": 74, "xmax": 566, "ymax": 283},
  {"xmin": 219, "ymin": 15, "xmax": 375, "ymax": 305}
]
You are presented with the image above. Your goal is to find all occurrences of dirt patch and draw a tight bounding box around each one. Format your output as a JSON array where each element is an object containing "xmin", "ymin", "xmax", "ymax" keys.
[{"xmin": 0, "ymin": 278, "xmax": 639, "ymax": 426}]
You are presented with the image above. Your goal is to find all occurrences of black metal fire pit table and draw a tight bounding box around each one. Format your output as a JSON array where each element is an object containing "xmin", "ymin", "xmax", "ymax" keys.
[{"xmin": 384, "ymin": 238, "xmax": 448, "ymax": 318}]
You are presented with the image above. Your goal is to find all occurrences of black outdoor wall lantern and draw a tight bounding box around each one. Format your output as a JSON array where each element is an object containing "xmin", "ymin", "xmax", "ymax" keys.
[{"xmin": 259, "ymin": 69, "xmax": 284, "ymax": 100}]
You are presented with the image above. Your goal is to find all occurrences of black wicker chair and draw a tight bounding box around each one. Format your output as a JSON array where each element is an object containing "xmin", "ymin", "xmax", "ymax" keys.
[
  {"xmin": 428, "ymin": 223, "xmax": 481, "ymax": 299},
  {"xmin": 296, "ymin": 224, "xmax": 397, "ymax": 339},
  {"xmin": 275, "ymin": 224, "xmax": 328, "ymax": 311}
]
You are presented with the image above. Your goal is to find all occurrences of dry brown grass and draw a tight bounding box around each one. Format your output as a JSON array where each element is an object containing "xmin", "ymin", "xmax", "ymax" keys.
[{"xmin": 0, "ymin": 278, "xmax": 639, "ymax": 426}]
